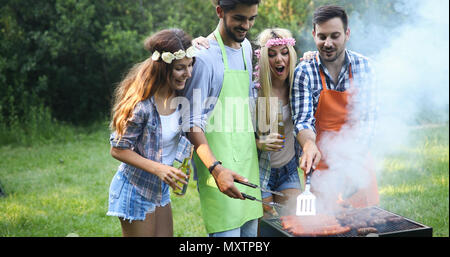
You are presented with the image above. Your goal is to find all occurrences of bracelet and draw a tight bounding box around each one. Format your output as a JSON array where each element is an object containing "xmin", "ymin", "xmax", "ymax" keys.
[{"xmin": 208, "ymin": 161, "xmax": 222, "ymax": 174}]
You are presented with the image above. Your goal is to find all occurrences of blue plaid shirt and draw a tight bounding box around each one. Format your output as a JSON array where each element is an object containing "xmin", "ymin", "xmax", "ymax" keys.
[
  {"xmin": 291, "ymin": 50, "xmax": 377, "ymax": 149},
  {"xmin": 110, "ymin": 96, "xmax": 192, "ymax": 202}
]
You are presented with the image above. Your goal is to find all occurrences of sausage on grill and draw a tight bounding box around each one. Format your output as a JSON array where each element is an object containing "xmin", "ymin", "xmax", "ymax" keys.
[
  {"xmin": 280, "ymin": 215, "xmax": 350, "ymax": 236},
  {"xmin": 368, "ymin": 218, "xmax": 386, "ymax": 227},
  {"xmin": 386, "ymin": 216, "xmax": 403, "ymax": 224},
  {"xmin": 357, "ymin": 227, "xmax": 378, "ymax": 236}
]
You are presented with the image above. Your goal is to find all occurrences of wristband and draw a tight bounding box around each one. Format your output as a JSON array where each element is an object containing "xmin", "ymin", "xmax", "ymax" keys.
[{"xmin": 208, "ymin": 161, "xmax": 222, "ymax": 174}]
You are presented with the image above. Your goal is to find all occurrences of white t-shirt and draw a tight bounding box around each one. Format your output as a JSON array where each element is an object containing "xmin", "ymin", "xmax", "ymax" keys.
[{"xmin": 160, "ymin": 109, "xmax": 181, "ymax": 165}]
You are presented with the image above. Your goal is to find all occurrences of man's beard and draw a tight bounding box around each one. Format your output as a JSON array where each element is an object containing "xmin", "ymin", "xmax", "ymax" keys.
[
  {"xmin": 320, "ymin": 47, "xmax": 345, "ymax": 63},
  {"xmin": 224, "ymin": 17, "xmax": 246, "ymax": 43}
]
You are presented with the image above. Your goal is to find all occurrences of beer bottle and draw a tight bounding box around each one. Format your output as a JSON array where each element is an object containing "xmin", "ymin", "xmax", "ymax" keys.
[
  {"xmin": 172, "ymin": 146, "xmax": 194, "ymax": 196},
  {"xmin": 277, "ymin": 100, "xmax": 285, "ymax": 142}
]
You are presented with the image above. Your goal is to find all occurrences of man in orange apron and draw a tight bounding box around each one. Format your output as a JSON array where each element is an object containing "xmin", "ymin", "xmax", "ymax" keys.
[{"xmin": 291, "ymin": 5, "xmax": 379, "ymax": 208}]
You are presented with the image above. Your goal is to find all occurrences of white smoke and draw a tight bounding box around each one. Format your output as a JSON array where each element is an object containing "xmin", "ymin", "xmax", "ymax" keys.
[
  {"xmin": 363, "ymin": 0, "xmax": 449, "ymax": 156},
  {"xmin": 310, "ymin": 0, "xmax": 449, "ymax": 213}
]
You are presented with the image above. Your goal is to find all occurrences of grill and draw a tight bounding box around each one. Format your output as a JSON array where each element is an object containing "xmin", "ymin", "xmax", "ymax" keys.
[{"xmin": 259, "ymin": 206, "xmax": 432, "ymax": 237}]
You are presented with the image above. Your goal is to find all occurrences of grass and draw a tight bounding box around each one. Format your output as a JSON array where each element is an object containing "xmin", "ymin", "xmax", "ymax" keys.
[
  {"xmin": 377, "ymin": 124, "xmax": 449, "ymax": 237},
  {"xmin": 0, "ymin": 121, "xmax": 206, "ymax": 237},
  {"xmin": 0, "ymin": 123, "xmax": 448, "ymax": 237},
  {"xmin": 0, "ymin": 124, "xmax": 118, "ymax": 236}
]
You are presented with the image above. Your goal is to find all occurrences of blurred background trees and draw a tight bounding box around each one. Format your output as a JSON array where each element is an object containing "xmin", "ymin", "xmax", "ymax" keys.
[{"xmin": 0, "ymin": 0, "xmax": 406, "ymax": 132}]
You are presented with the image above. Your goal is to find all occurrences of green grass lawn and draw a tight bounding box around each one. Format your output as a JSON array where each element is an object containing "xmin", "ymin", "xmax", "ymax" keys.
[
  {"xmin": 377, "ymin": 125, "xmax": 449, "ymax": 237},
  {"xmin": 0, "ymin": 124, "xmax": 448, "ymax": 237},
  {"xmin": 0, "ymin": 125, "xmax": 206, "ymax": 237}
]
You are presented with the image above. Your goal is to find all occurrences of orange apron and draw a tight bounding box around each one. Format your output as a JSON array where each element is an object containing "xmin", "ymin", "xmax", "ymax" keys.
[{"xmin": 309, "ymin": 55, "xmax": 379, "ymax": 208}]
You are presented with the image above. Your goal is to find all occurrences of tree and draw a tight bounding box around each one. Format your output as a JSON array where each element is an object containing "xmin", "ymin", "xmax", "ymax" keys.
[{"xmin": 0, "ymin": 0, "xmax": 408, "ymax": 127}]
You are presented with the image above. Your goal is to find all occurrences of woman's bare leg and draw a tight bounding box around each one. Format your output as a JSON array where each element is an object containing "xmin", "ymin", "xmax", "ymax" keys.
[
  {"xmin": 119, "ymin": 203, "xmax": 173, "ymax": 237},
  {"xmin": 154, "ymin": 203, "xmax": 173, "ymax": 237}
]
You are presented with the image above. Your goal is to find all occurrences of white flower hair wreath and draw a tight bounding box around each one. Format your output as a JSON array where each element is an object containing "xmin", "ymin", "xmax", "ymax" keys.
[{"xmin": 151, "ymin": 46, "xmax": 196, "ymax": 64}]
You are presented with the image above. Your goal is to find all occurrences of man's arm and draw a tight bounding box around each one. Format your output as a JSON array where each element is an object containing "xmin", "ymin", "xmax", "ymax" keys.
[
  {"xmin": 291, "ymin": 65, "xmax": 321, "ymax": 174},
  {"xmin": 187, "ymin": 128, "xmax": 247, "ymax": 199}
]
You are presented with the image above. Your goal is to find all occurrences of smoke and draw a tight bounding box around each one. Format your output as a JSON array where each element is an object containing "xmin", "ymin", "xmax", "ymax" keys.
[
  {"xmin": 354, "ymin": 0, "xmax": 449, "ymax": 155},
  {"xmin": 310, "ymin": 0, "xmax": 449, "ymax": 213}
]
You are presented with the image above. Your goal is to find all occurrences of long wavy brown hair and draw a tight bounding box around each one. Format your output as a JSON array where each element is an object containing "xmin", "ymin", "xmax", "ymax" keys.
[{"xmin": 110, "ymin": 29, "xmax": 193, "ymax": 139}]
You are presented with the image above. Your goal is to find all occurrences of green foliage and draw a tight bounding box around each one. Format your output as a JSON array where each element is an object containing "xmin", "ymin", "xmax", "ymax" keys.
[
  {"xmin": 252, "ymin": 0, "xmax": 408, "ymax": 54},
  {"xmin": 1, "ymin": 0, "xmax": 151, "ymax": 126},
  {"xmin": 0, "ymin": 0, "xmax": 407, "ymax": 136}
]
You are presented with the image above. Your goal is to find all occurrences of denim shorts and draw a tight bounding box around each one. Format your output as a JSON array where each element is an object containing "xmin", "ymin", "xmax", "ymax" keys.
[
  {"xmin": 262, "ymin": 156, "xmax": 301, "ymax": 199},
  {"xmin": 106, "ymin": 170, "xmax": 171, "ymax": 222}
]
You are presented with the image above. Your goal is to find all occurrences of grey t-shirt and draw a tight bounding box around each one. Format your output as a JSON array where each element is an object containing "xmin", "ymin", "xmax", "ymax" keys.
[
  {"xmin": 269, "ymin": 104, "xmax": 295, "ymax": 168},
  {"xmin": 181, "ymin": 38, "xmax": 254, "ymax": 132}
]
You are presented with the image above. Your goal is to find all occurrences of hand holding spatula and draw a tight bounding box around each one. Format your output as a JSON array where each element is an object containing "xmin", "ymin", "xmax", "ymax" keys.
[{"xmin": 296, "ymin": 168, "xmax": 316, "ymax": 216}]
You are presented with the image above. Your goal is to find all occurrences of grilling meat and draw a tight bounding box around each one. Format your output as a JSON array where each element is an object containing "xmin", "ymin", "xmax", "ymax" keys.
[
  {"xmin": 357, "ymin": 227, "xmax": 378, "ymax": 236},
  {"xmin": 281, "ymin": 208, "xmax": 406, "ymax": 236},
  {"xmin": 350, "ymin": 221, "xmax": 368, "ymax": 229},
  {"xmin": 280, "ymin": 215, "xmax": 351, "ymax": 236},
  {"xmin": 386, "ymin": 215, "xmax": 403, "ymax": 224},
  {"xmin": 335, "ymin": 208, "xmax": 400, "ymax": 230},
  {"xmin": 367, "ymin": 218, "xmax": 386, "ymax": 227}
]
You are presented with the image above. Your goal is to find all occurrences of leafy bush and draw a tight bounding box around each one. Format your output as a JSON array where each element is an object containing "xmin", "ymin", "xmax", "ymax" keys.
[{"xmin": 0, "ymin": 0, "xmax": 408, "ymax": 145}]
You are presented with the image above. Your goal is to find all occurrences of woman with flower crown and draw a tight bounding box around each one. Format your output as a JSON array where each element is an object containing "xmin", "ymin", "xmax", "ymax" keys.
[
  {"xmin": 107, "ymin": 29, "xmax": 198, "ymax": 236},
  {"xmin": 252, "ymin": 28, "xmax": 303, "ymax": 217}
]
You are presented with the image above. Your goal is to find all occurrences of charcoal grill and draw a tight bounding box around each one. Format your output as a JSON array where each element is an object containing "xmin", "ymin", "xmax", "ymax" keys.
[{"xmin": 259, "ymin": 206, "xmax": 432, "ymax": 237}]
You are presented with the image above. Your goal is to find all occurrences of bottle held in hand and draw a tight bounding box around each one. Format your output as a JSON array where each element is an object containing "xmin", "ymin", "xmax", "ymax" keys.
[
  {"xmin": 277, "ymin": 100, "xmax": 285, "ymax": 144},
  {"xmin": 172, "ymin": 146, "xmax": 194, "ymax": 196}
]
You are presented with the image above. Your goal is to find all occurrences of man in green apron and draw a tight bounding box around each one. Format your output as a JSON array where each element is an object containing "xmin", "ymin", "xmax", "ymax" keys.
[{"xmin": 182, "ymin": 0, "xmax": 262, "ymax": 236}]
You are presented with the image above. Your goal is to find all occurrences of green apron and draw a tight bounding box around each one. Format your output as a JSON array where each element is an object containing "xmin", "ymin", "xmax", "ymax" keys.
[{"xmin": 193, "ymin": 29, "xmax": 262, "ymax": 234}]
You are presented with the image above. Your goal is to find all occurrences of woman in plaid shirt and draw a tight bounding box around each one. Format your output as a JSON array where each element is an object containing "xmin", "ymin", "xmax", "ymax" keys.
[{"xmin": 107, "ymin": 29, "xmax": 196, "ymax": 236}]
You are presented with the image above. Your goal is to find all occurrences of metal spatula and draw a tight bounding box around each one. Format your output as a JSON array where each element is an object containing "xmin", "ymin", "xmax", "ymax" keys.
[{"xmin": 296, "ymin": 169, "xmax": 316, "ymax": 216}]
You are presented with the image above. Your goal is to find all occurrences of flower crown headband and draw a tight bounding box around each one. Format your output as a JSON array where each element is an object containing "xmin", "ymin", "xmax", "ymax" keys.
[
  {"xmin": 264, "ymin": 37, "xmax": 296, "ymax": 48},
  {"xmin": 253, "ymin": 37, "xmax": 296, "ymax": 89},
  {"xmin": 151, "ymin": 45, "xmax": 196, "ymax": 64}
]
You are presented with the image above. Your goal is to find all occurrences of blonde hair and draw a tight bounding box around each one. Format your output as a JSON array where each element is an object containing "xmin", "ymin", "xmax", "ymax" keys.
[
  {"xmin": 110, "ymin": 29, "xmax": 193, "ymax": 140},
  {"xmin": 255, "ymin": 28, "xmax": 297, "ymax": 126}
]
